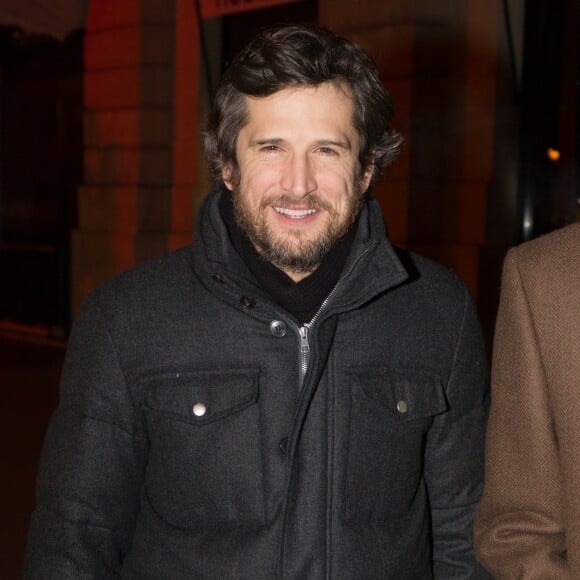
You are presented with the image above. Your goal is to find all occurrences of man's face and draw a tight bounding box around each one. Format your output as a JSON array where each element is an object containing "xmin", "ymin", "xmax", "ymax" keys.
[{"xmin": 222, "ymin": 82, "xmax": 372, "ymax": 281}]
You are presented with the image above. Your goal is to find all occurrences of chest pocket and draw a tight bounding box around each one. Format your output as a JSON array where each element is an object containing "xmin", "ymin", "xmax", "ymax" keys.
[
  {"xmin": 345, "ymin": 367, "xmax": 448, "ymax": 522},
  {"xmin": 142, "ymin": 368, "xmax": 265, "ymax": 527}
]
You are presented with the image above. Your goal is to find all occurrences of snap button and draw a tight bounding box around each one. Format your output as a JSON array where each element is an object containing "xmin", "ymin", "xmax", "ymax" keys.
[
  {"xmin": 270, "ymin": 320, "xmax": 287, "ymax": 337},
  {"xmin": 396, "ymin": 400, "xmax": 408, "ymax": 414},
  {"xmin": 240, "ymin": 295, "xmax": 256, "ymax": 309},
  {"xmin": 192, "ymin": 402, "xmax": 207, "ymax": 417},
  {"xmin": 279, "ymin": 437, "xmax": 289, "ymax": 455},
  {"xmin": 211, "ymin": 273, "xmax": 225, "ymax": 283}
]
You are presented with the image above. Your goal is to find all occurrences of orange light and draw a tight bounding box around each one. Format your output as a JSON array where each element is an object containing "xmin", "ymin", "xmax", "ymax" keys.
[{"xmin": 547, "ymin": 148, "xmax": 561, "ymax": 162}]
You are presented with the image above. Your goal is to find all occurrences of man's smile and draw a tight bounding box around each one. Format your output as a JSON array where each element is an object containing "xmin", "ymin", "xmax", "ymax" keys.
[{"xmin": 272, "ymin": 206, "xmax": 319, "ymax": 219}]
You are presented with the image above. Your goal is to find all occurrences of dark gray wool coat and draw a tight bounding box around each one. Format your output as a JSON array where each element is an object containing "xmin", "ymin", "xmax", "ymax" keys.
[{"xmin": 26, "ymin": 190, "xmax": 491, "ymax": 579}]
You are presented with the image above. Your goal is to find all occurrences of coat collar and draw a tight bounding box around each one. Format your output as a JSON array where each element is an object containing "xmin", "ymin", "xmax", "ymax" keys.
[{"xmin": 192, "ymin": 189, "xmax": 409, "ymax": 314}]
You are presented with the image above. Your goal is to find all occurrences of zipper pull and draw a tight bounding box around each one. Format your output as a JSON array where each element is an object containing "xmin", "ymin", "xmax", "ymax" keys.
[{"xmin": 299, "ymin": 325, "xmax": 310, "ymax": 354}]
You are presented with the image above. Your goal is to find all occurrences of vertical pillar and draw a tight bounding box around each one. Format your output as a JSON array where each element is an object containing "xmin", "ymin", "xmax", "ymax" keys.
[
  {"xmin": 319, "ymin": 2, "xmax": 414, "ymax": 248},
  {"xmin": 319, "ymin": 0, "xmax": 500, "ymax": 298},
  {"xmin": 171, "ymin": 0, "xmax": 200, "ymax": 250},
  {"xmin": 74, "ymin": 0, "xmax": 200, "ymax": 312}
]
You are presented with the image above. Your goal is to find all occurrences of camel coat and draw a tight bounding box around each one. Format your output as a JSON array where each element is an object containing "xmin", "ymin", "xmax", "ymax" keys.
[{"xmin": 474, "ymin": 223, "xmax": 580, "ymax": 578}]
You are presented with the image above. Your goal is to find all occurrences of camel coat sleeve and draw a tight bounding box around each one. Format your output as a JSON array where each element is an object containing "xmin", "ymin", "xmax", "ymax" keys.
[{"xmin": 474, "ymin": 223, "xmax": 580, "ymax": 579}]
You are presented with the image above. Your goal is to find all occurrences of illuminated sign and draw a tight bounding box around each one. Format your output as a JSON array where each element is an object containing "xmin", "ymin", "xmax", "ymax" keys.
[{"xmin": 200, "ymin": 0, "xmax": 302, "ymax": 19}]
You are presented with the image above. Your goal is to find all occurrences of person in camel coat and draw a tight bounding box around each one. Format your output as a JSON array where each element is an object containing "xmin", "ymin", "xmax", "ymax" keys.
[{"xmin": 474, "ymin": 222, "xmax": 580, "ymax": 578}]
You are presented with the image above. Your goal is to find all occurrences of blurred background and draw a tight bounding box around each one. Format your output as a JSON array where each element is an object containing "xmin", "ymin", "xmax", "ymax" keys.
[{"xmin": 0, "ymin": 0, "xmax": 578, "ymax": 577}]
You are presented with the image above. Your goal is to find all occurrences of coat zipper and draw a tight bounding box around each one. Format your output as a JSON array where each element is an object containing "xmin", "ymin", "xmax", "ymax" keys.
[
  {"xmin": 280, "ymin": 244, "xmax": 372, "ymax": 578},
  {"xmin": 298, "ymin": 325, "xmax": 311, "ymax": 386},
  {"xmin": 295, "ymin": 245, "xmax": 370, "ymax": 390}
]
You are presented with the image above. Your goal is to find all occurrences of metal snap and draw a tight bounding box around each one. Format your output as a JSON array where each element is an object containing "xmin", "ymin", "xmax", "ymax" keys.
[
  {"xmin": 279, "ymin": 437, "xmax": 289, "ymax": 455},
  {"xmin": 192, "ymin": 402, "xmax": 207, "ymax": 417},
  {"xmin": 240, "ymin": 295, "xmax": 256, "ymax": 309},
  {"xmin": 396, "ymin": 400, "xmax": 408, "ymax": 414},
  {"xmin": 270, "ymin": 320, "xmax": 287, "ymax": 337}
]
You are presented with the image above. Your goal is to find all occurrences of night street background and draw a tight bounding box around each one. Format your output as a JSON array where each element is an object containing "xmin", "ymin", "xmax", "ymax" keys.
[{"xmin": 0, "ymin": 335, "xmax": 64, "ymax": 579}]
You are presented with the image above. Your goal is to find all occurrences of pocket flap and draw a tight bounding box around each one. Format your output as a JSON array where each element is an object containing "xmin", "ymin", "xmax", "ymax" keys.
[
  {"xmin": 144, "ymin": 368, "xmax": 259, "ymax": 425},
  {"xmin": 352, "ymin": 367, "xmax": 448, "ymax": 421}
]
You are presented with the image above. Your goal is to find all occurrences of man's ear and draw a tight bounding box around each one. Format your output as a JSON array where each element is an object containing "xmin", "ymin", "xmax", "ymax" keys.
[{"xmin": 221, "ymin": 162, "xmax": 234, "ymax": 191}]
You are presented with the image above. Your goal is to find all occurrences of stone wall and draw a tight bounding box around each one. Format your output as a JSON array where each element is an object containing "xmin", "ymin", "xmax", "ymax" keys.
[{"xmin": 74, "ymin": 0, "xmax": 199, "ymax": 312}]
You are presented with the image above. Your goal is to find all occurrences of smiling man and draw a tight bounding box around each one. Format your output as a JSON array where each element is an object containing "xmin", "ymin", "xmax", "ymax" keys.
[
  {"xmin": 26, "ymin": 26, "xmax": 491, "ymax": 579},
  {"xmin": 225, "ymin": 83, "xmax": 371, "ymax": 281}
]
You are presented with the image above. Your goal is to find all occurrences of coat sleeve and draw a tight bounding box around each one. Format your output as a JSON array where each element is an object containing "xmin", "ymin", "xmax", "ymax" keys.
[
  {"xmin": 424, "ymin": 282, "xmax": 492, "ymax": 579},
  {"xmin": 25, "ymin": 292, "xmax": 147, "ymax": 579},
  {"xmin": 473, "ymin": 249, "xmax": 569, "ymax": 578}
]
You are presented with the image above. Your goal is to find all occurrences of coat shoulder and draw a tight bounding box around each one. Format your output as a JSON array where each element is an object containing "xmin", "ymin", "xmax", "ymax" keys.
[
  {"xmin": 392, "ymin": 246, "xmax": 471, "ymax": 302},
  {"xmin": 80, "ymin": 245, "xmax": 196, "ymax": 316},
  {"xmin": 506, "ymin": 223, "xmax": 579, "ymax": 301},
  {"xmin": 510, "ymin": 222, "xmax": 579, "ymax": 273}
]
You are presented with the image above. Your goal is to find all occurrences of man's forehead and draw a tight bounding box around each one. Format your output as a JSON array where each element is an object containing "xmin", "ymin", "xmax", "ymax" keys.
[{"xmin": 241, "ymin": 82, "xmax": 357, "ymax": 134}]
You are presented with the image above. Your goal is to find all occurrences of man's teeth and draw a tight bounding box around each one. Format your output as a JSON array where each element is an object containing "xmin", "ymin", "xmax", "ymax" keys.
[{"xmin": 273, "ymin": 207, "xmax": 317, "ymax": 219}]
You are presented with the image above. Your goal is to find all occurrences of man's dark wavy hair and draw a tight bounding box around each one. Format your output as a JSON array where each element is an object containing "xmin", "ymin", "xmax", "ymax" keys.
[{"xmin": 204, "ymin": 25, "xmax": 402, "ymax": 188}]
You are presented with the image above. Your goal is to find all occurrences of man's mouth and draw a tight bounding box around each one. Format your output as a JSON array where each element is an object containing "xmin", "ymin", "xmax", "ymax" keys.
[{"xmin": 273, "ymin": 206, "xmax": 318, "ymax": 219}]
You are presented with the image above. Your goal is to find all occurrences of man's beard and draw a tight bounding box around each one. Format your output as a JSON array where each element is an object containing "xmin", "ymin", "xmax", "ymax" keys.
[{"xmin": 232, "ymin": 186, "xmax": 365, "ymax": 275}]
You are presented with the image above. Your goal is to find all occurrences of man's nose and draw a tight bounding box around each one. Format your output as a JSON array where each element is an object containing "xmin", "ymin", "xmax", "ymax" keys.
[{"xmin": 280, "ymin": 154, "xmax": 317, "ymax": 197}]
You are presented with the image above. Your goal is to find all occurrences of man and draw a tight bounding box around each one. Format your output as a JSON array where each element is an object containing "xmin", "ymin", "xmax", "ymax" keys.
[
  {"xmin": 26, "ymin": 26, "xmax": 490, "ymax": 578},
  {"xmin": 474, "ymin": 223, "xmax": 580, "ymax": 578}
]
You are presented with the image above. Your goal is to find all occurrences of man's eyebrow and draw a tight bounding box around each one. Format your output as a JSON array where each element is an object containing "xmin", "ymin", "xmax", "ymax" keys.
[
  {"xmin": 316, "ymin": 138, "xmax": 352, "ymax": 150},
  {"xmin": 249, "ymin": 138, "xmax": 284, "ymax": 147},
  {"xmin": 249, "ymin": 137, "xmax": 353, "ymax": 149}
]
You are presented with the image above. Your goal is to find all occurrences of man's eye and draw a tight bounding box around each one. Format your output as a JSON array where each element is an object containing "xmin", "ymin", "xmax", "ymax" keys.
[
  {"xmin": 260, "ymin": 145, "xmax": 280, "ymax": 152},
  {"xmin": 318, "ymin": 147, "xmax": 338, "ymax": 155}
]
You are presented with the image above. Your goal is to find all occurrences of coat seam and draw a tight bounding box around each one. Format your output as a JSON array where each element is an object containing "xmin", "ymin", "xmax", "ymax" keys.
[
  {"xmin": 446, "ymin": 281, "xmax": 469, "ymax": 393},
  {"xmin": 94, "ymin": 295, "xmax": 139, "ymax": 420},
  {"xmin": 326, "ymin": 345, "xmax": 336, "ymax": 580},
  {"xmin": 510, "ymin": 249, "xmax": 551, "ymax": 399}
]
